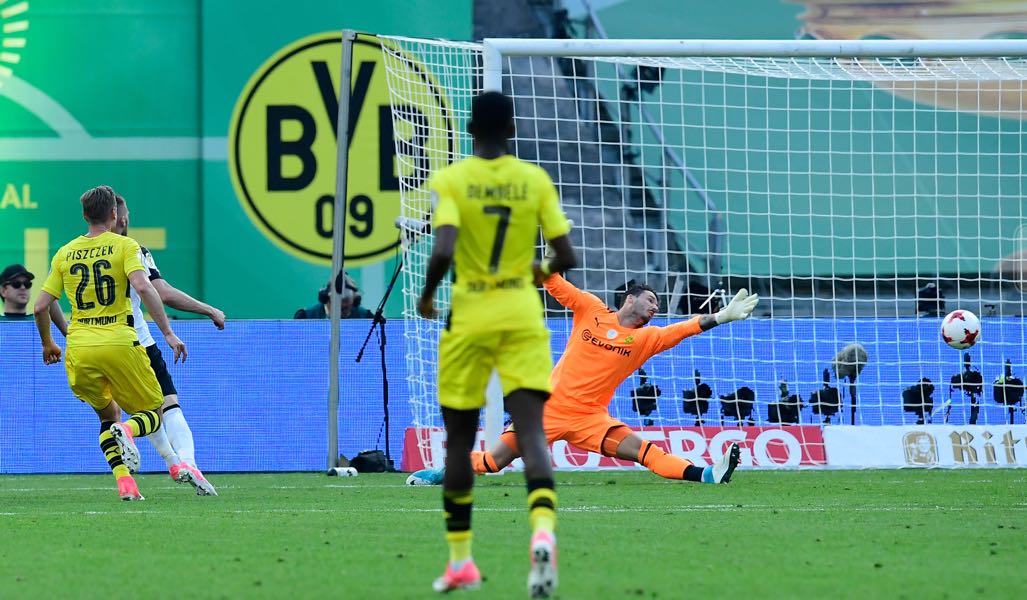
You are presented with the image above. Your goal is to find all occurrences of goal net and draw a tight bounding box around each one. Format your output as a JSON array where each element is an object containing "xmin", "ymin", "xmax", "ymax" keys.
[{"xmin": 381, "ymin": 37, "xmax": 1027, "ymax": 470}]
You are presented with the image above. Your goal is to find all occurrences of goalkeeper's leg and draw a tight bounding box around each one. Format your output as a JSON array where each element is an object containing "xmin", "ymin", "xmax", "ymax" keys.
[
  {"xmin": 408, "ymin": 424, "xmax": 522, "ymax": 485},
  {"xmin": 471, "ymin": 429, "xmax": 521, "ymax": 474},
  {"xmin": 611, "ymin": 429, "xmax": 740, "ymax": 484}
]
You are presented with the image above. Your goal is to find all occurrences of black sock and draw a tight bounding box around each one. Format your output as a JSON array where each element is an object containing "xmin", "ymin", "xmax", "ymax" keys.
[{"xmin": 683, "ymin": 465, "xmax": 705, "ymax": 482}]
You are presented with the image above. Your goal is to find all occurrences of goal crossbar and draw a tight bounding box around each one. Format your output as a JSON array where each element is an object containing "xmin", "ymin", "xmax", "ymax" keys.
[
  {"xmin": 482, "ymin": 38, "xmax": 1027, "ymax": 90},
  {"xmin": 484, "ymin": 38, "xmax": 1027, "ymax": 58}
]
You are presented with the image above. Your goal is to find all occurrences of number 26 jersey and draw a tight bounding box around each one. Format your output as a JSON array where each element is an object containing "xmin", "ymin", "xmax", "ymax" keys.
[{"xmin": 42, "ymin": 231, "xmax": 144, "ymax": 347}]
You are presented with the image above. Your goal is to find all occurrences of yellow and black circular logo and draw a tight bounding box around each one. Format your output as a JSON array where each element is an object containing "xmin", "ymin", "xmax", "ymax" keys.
[{"xmin": 229, "ymin": 32, "xmax": 453, "ymax": 265}]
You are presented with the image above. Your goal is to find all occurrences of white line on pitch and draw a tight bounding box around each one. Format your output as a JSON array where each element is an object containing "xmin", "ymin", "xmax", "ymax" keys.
[{"xmin": 1, "ymin": 504, "xmax": 1025, "ymax": 517}]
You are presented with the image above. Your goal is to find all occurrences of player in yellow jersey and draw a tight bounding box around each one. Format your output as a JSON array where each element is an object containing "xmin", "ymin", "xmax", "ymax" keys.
[
  {"xmin": 418, "ymin": 91, "xmax": 577, "ymax": 598},
  {"xmin": 32, "ymin": 185, "xmax": 187, "ymax": 501},
  {"xmin": 47, "ymin": 193, "xmax": 223, "ymax": 496}
]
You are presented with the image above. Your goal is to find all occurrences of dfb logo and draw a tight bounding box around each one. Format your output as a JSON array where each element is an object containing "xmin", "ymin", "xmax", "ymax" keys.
[{"xmin": 229, "ymin": 32, "xmax": 454, "ymax": 265}]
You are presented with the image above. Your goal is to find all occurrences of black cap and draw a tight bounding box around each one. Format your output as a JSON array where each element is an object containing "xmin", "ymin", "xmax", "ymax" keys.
[{"xmin": 0, "ymin": 264, "xmax": 34, "ymax": 285}]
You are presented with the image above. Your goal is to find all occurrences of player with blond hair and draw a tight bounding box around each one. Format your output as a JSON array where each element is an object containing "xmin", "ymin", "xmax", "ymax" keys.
[
  {"xmin": 33, "ymin": 185, "xmax": 187, "ymax": 501},
  {"xmin": 47, "ymin": 194, "xmax": 222, "ymax": 496}
]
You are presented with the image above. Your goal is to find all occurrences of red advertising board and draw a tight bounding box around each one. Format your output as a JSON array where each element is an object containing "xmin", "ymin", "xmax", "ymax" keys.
[{"xmin": 403, "ymin": 426, "xmax": 826, "ymax": 471}]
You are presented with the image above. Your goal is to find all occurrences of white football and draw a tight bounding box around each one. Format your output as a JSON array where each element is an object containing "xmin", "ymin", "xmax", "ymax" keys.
[{"xmin": 941, "ymin": 310, "xmax": 981, "ymax": 350}]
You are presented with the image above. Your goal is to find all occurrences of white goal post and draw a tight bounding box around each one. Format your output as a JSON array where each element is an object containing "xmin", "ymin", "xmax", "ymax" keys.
[{"xmin": 379, "ymin": 36, "xmax": 1027, "ymax": 470}]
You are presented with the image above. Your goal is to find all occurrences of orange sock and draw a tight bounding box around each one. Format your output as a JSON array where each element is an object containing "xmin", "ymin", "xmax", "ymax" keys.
[
  {"xmin": 637, "ymin": 440, "xmax": 692, "ymax": 480},
  {"xmin": 471, "ymin": 431, "xmax": 520, "ymax": 474},
  {"xmin": 471, "ymin": 451, "xmax": 499, "ymax": 474}
]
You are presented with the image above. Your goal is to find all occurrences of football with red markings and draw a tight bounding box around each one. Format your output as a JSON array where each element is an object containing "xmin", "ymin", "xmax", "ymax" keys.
[{"xmin": 941, "ymin": 310, "xmax": 981, "ymax": 350}]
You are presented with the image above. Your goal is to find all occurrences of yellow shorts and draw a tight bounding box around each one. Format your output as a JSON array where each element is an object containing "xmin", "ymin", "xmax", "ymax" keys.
[
  {"xmin": 437, "ymin": 327, "xmax": 553, "ymax": 410},
  {"xmin": 65, "ymin": 344, "xmax": 164, "ymax": 414}
]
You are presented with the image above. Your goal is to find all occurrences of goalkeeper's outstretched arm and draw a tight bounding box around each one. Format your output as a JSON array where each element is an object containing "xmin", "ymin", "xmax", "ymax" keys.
[
  {"xmin": 696, "ymin": 289, "xmax": 759, "ymax": 331},
  {"xmin": 533, "ymin": 233, "xmax": 576, "ymax": 285},
  {"xmin": 542, "ymin": 272, "xmax": 604, "ymax": 313},
  {"xmin": 712, "ymin": 288, "xmax": 760, "ymax": 326},
  {"xmin": 653, "ymin": 289, "xmax": 760, "ymax": 352}
]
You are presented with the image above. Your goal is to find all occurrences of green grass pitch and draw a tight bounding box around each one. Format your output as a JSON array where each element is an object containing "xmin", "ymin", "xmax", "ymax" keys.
[{"xmin": 0, "ymin": 470, "xmax": 1023, "ymax": 599}]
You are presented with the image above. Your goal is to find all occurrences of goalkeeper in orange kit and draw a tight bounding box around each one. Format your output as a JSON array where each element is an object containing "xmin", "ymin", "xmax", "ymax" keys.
[{"xmin": 409, "ymin": 274, "xmax": 758, "ymax": 485}]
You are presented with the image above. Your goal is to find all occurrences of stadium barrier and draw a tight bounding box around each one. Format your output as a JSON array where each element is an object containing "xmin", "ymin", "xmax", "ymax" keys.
[
  {"xmin": 825, "ymin": 425, "xmax": 1027, "ymax": 468},
  {"xmin": 403, "ymin": 426, "xmax": 828, "ymax": 471},
  {"xmin": 404, "ymin": 425, "xmax": 1027, "ymax": 470},
  {"xmin": 0, "ymin": 320, "xmax": 410, "ymax": 474},
  {"xmin": 2, "ymin": 318, "xmax": 1025, "ymax": 473}
]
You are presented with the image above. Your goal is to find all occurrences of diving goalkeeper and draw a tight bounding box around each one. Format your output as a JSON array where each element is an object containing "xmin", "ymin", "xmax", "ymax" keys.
[{"xmin": 409, "ymin": 274, "xmax": 759, "ymax": 485}]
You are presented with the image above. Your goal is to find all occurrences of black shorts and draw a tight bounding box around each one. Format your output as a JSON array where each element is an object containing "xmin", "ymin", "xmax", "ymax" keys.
[{"xmin": 145, "ymin": 344, "xmax": 177, "ymax": 398}]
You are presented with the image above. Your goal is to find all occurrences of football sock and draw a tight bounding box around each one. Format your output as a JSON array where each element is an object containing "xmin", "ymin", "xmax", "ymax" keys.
[
  {"xmin": 471, "ymin": 451, "xmax": 499, "ymax": 474},
  {"xmin": 637, "ymin": 440, "xmax": 694, "ymax": 480},
  {"xmin": 163, "ymin": 405, "xmax": 196, "ymax": 466},
  {"xmin": 443, "ymin": 488, "xmax": 473, "ymax": 564},
  {"xmin": 527, "ymin": 478, "xmax": 557, "ymax": 533},
  {"xmin": 125, "ymin": 410, "xmax": 161, "ymax": 437},
  {"xmin": 147, "ymin": 424, "xmax": 180, "ymax": 468},
  {"xmin": 684, "ymin": 465, "xmax": 705, "ymax": 482},
  {"xmin": 99, "ymin": 421, "xmax": 129, "ymax": 480}
]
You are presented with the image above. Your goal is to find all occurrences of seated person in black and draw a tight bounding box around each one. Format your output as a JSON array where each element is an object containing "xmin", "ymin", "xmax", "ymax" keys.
[{"xmin": 295, "ymin": 272, "xmax": 373, "ymax": 319}]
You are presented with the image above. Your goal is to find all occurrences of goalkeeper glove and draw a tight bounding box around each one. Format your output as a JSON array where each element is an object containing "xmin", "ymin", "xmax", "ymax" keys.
[{"xmin": 715, "ymin": 288, "xmax": 759, "ymax": 324}]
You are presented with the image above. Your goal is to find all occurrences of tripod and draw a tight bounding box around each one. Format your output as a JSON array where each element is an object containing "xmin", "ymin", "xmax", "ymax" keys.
[{"xmin": 355, "ymin": 254, "xmax": 404, "ymax": 472}]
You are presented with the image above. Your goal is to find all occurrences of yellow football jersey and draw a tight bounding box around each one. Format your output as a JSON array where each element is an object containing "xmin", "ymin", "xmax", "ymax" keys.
[
  {"xmin": 42, "ymin": 231, "xmax": 145, "ymax": 347},
  {"xmin": 430, "ymin": 154, "xmax": 570, "ymax": 332}
]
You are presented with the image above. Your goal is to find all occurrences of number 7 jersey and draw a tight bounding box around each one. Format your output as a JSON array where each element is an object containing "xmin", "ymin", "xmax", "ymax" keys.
[
  {"xmin": 41, "ymin": 231, "xmax": 145, "ymax": 347},
  {"xmin": 430, "ymin": 155, "xmax": 571, "ymax": 332}
]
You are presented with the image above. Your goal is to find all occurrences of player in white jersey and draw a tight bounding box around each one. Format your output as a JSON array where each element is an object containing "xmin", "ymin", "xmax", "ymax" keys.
[
  {"xmin": 118, "ymin": 195, "xmax": 223, "ymax": 495},
  {"xmin": 55, "ymin": 195, "xmax": 224, "ymax": 494}
]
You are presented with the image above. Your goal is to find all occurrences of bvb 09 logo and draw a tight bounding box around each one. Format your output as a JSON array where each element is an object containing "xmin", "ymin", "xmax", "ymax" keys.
[{"xmin": 230, "ymin": 32, "xmax": 453, "ymax": 265}]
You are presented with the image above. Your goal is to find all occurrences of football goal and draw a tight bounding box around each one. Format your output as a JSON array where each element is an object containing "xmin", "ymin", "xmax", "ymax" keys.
[{"xmin": 372, "ymin": 36, "xmax": 1027, "ymax": 469}]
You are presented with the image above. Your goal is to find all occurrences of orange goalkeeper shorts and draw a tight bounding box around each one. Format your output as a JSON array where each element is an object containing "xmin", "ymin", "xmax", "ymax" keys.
[{"xmin": 543, "ymin": 408, "xmax": 631, "ymax": 456}]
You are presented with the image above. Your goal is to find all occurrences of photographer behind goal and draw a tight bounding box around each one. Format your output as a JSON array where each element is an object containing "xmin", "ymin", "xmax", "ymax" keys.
[{"xmin": 294, "ymin": 272, "xmax": 372, "ymax": 319}]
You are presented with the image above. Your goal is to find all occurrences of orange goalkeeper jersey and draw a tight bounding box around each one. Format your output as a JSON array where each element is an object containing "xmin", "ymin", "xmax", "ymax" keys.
[{"xmin": 544, "ymin": 274, "xmax": 702, "ymax": 414}]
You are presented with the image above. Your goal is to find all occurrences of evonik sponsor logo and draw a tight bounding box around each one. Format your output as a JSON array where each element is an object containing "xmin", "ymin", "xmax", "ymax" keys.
[{"xmin": 581, "ymin": 328, "xmax": 631, "ymax": 356}]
